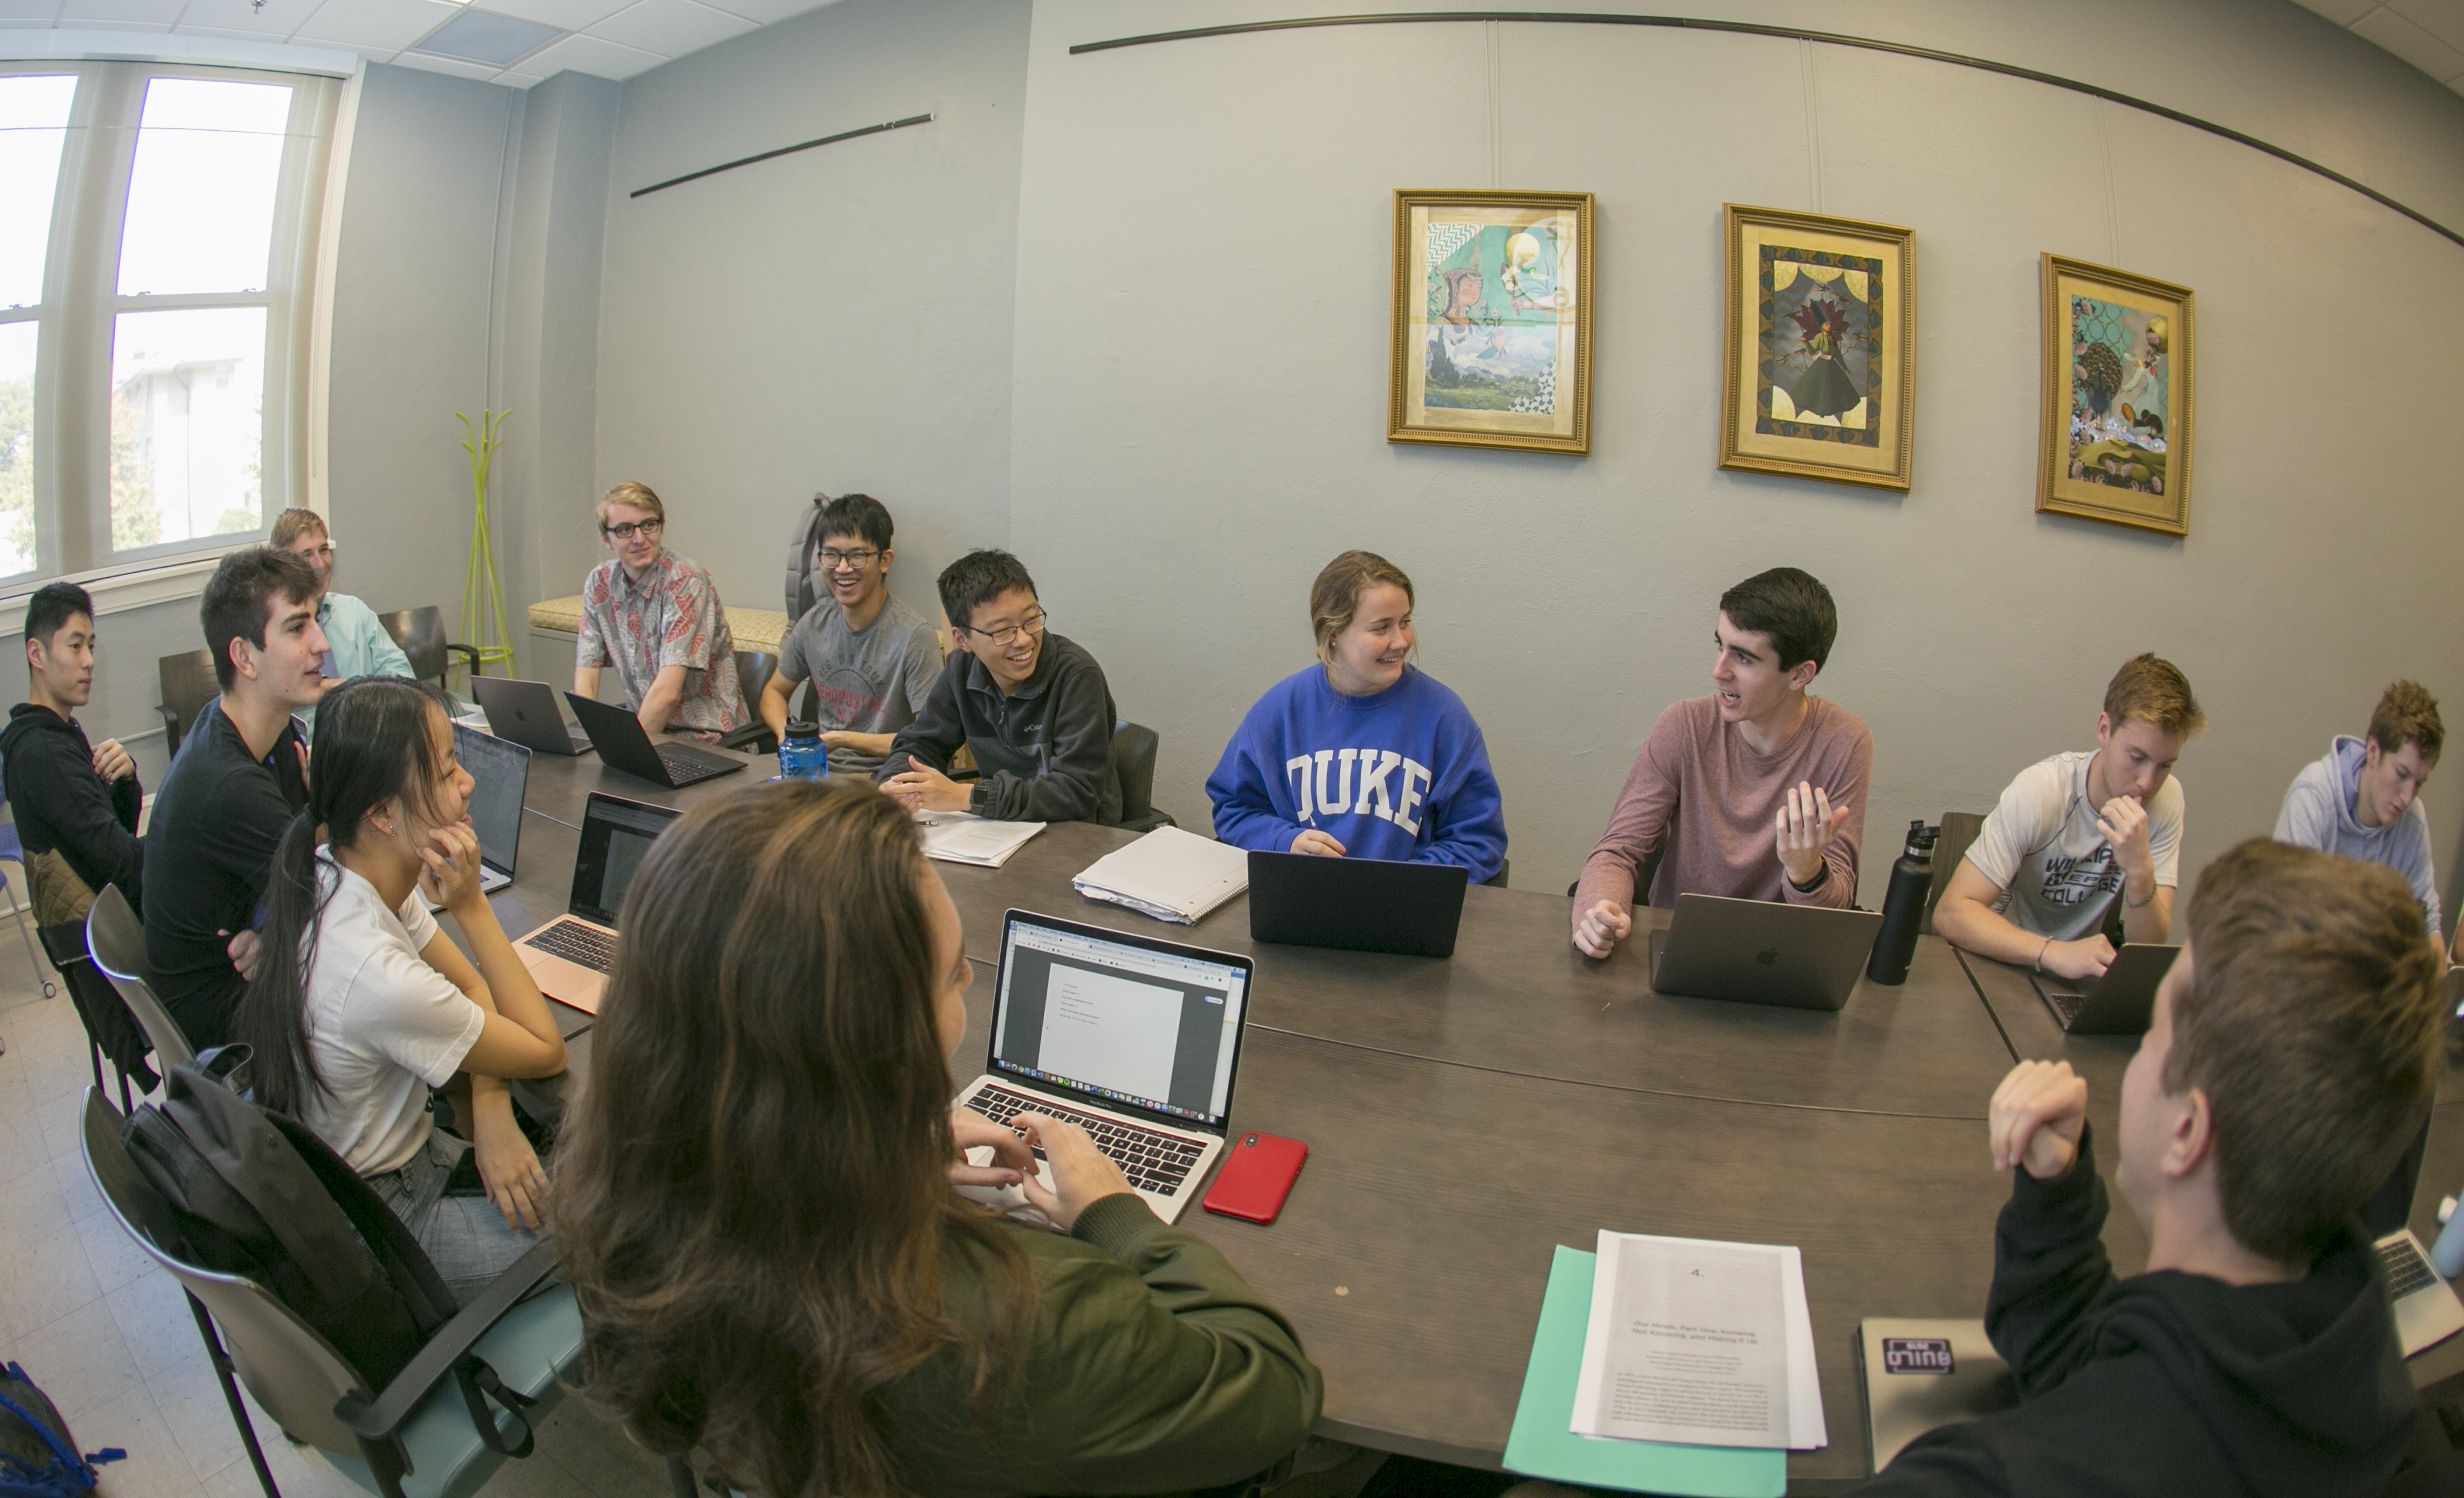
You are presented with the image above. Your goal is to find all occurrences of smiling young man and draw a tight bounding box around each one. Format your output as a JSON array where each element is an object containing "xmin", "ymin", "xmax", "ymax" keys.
[
  {"xmin": 144, "ymin": 547, "xmax": 327, "ymax": 1049},
  {"xmin": 1933, "ymin": 656, "xmax": 2201, "ymax": 983},
  {"xmin": 2274, "ymin": 680, "xmax": 2444, "ymax": 948},
  {"xmin": 877, "ymin": 548, "xmax": 1122, "ymax": 825},
  {"xmin": 573, "ymin": 481, "xmax": 748, "ymax": 744},
  {"xmin": 1849, "ymin": 841, "xmax": 2444, "ymax": 1496},
  {"xmin": 758, "ymin": 493, "xmax": 943, "ymax": 777},
  {"xmin": 1572, "ymin": 567, "xmax": 1871, "ymax": 957},
  {"xmin": 271, "ymin": 507, "xmax": 413, "ymax": 736},
  {"xmin": 2, "ymin": 584, "xmax": 145, "ymax": 926}
]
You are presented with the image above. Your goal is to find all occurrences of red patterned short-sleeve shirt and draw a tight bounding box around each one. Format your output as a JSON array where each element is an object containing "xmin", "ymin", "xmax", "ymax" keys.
[{"xmin": 575, "ymin": 552, "xmax": 748, "ymax": 739}]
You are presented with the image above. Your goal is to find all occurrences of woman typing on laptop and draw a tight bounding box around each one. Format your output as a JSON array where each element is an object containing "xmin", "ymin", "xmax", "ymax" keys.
[
  {"xmin": 234, "ymin": 677, "xmax": 569, "ymax": 1302},
  {"xmin": 552, "ymin": 781, "xmax": 1324, "ymax": 1497}
]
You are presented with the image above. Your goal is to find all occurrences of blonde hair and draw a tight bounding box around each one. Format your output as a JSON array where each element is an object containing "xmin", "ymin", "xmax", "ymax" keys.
[
  {"xmin": 2102, "ymin": 653, "xmax": 2205, "ymax": 738},
  {"xmin": 2367, "ymin": 680, "xmax": 2443, "ymax": 763},
  {"xmin": 269, "ymin": 508, "xmax": 327, "ymax": 548},
  {"xmin": 596, "ymin": 480, "xmax": 666, "ymax": 530},
  {"xmin": 1308, "ymin": 550, "xmax": 1414, "ymax": 667}
]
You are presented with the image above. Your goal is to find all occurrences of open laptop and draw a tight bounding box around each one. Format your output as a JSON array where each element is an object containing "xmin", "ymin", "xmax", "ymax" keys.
[
  {"xmin": 511, "ymin": 791, "xmax": 681, "ymax": 1017},
  {"xmin": 565, "ymin": 690, "xmax": 746, "ymax": 789},
  {"xmin": 1647, "ymin": 893, "xmax": 1883, "ymax": 1011},
  {"xmin": 954, "ymin": 909, "xmax": 1254, "ymax": 1224},
  {"xmin": 1246, "ymin": 850, "xmax": 1468, "ymax": 958},
  {"xmin": 438, "ymin": 723, "xmax": 527, "ymax": 904},
  {"xmin": 2028, "ymin": 943, "xmax": 2179, "ymax": 1036},
  {"xmin": 2377, "ymin": 1229, "xmax": 2464, "ymax": 1356},
  {"xmin": 471, "ymin": 677, "xmax": 593, "ymax": 756}
]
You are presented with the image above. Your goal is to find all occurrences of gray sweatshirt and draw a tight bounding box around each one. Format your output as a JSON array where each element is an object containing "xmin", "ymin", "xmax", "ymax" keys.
[{"xmin": 2273, "ymin": 735, "xmax": 2442, "ymax": 938}]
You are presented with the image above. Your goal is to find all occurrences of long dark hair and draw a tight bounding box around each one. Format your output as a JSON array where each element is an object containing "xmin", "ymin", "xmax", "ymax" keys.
[
  {"xmin": 552, "ymin": 781, "xmax": 1033, "ymax": 1498},
  {"xmin": 235, "ymin": 676, "xmax": 455, "ymax": 1119}
]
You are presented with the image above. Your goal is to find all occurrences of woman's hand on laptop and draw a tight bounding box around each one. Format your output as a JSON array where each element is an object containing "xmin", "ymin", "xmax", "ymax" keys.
[
  {"xmin": 1289, "ymin": 830, "xmax": 1346, "ymax": 858},
  {"xmin": 1014, "ymin": 1112, "xmax": 1134, "ymax": 1228},
  {"xmin": 1573, "ymin": 899, "xmax": 1631, "ymax": 958},
  {"xmin": 948, "ymin": 1107, "xmax": 1037, "ymax": 1189},
  {"xmin": 1989, "ymin": 1061, "xmax": 2088, "ymax": 1180}
]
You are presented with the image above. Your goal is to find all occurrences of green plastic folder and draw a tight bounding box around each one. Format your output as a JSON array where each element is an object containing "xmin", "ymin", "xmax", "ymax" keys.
[{"xmin": 1502, "ymin": 1245, "xmax": 1789, "ymax": 1498}]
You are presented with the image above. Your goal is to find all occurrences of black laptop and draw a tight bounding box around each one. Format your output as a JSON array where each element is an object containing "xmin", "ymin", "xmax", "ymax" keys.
[
  {"xmin": 471, "ymin": 677, "xmax": 593, "ymax": 756},
  {"xmin": 1647, "ymin": 893, "xmax": 1882, "ymax": 1011},
  {"xmin": 1246, "ymin": 850, "xmax": 1469, "ymax": 958},
  {"xmin": 564, "ymin": 690, "xmax": 746, "ymax": 789},
  {"xmin": 438, "ymin": 723, "xmax": 526, "ymax": 903},
  {"xmin": 2029, "ymin": 943, "xmax": 2178, "ymax": 1036}
]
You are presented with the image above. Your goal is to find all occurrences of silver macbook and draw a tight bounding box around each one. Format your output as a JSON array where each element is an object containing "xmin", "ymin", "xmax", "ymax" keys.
[
  {"xmin": 472, "ymin": 676, "xmax": 593, "ymax": 756},
  {"xmin": 954, "ymin": 909, "xmax": 1253, "ymax": 1224},
  {"xmin": 512, "ymin": 791, "xmax": 679, "ymax": 1018},
  {"xmin": 1647, "ymin": 893, "xmax": 1883, "ymax": 1011},
  {"xmin": 2377, "ymin": 1228, "xmax": 2464, "ymax": 1357},
  {"xmin": 435, "ymin": 723, "xmax": 526, "ymax": 906},
  {"xmin": 1856, "ymin": 1319, "xmax": 2016, "ymax": 1473}
]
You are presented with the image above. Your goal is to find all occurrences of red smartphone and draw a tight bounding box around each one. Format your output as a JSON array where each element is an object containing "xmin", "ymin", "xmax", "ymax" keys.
[{"xmin": 1201, "ymin": 1132, "xmax": 1308, "ymax": 1224}]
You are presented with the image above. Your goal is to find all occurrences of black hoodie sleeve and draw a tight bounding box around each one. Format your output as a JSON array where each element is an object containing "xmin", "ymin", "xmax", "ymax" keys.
[
  {"xmin": 1844, "ymin": 1420, "xmax": 2011, "ymax": 1495},
  {"xmin": 5, "ymin": 721, "xmax": 144, "ymax": 904},
  {"xmin": 1984, "ymin": 1124, "xmax": 2116, "ymax": 1398},
  {"xmin": 970, "ymin": 651, "xmax": 1115, "ymax": 824},
  {"xmin": 878, "ymin": 665, "xmax": 966, "ymax": 783}
]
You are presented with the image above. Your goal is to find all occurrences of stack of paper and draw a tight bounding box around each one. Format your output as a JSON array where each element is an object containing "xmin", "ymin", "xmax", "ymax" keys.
[
  {"xmin": 917, "ymin": 812, "xmax": 1045, "ymax": 868},
  {"xmin": 1574, "ymin": 1231, "xmax": 1826, "ymax": 1452},
  {"xmin": 1072, "ymin": 826, "xmax": 1249, "ymax": 925}
]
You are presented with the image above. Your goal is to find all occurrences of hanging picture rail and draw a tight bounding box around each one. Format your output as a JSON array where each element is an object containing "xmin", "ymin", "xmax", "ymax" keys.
[{"xmin": 630, "ymin": 112, "xmax": 936, "ymax": 199}]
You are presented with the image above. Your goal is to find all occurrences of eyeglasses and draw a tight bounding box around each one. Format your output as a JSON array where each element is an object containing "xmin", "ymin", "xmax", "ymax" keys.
[
  {"xmin": 602, "ymin": 519, "xmax": 664, "ymax": 541},
  {"xmin": 958, "ymin": 610, "xmax": 1048, "ymax": 648},
  {"xmin": 818, "ymin": 548, "xmax": 880, "ymax": 569}
]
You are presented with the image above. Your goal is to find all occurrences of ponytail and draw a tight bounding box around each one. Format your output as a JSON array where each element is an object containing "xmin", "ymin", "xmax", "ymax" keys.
[{"xmin": 234, "ymin": 808, "xmax": 333, "ymax": 1118}]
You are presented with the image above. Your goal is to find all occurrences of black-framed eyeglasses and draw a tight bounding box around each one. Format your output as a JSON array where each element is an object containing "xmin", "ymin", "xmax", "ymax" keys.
[
  {"xmin": 603, "ymin": 519, "xmax": 664, "ymax": 541},
  {"xmin": 818, "ymin": 547, "xmax": 880, "ymax": 569},
  {"xmin": 958, "ymin": 610, "xmax": 1048, "ymax": 648}
]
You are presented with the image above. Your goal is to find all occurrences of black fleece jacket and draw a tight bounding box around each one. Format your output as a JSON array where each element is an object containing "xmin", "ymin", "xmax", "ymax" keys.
[
  {"xmin": 879, "ymin": 631, "xmax": 1122, "ymax": 825},
  {"xmin": 1857, "ymin": 1127, "xmax": 2416, "ymax": 1497},
  {"xmin": 0, "ymin": 701, "xmax": 143, "ymax": 916}
]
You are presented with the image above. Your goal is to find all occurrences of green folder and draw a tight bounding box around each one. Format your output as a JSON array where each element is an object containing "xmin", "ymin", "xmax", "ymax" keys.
[{"xmin": 1502, "ymin": 1245, "xmax": 1789, "ymax": 1497}]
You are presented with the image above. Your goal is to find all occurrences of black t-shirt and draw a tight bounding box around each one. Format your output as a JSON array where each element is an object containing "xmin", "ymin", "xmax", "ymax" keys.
[{"xmin": 142, "ymin": 698, "xmax": 307, "ymax": 1050}]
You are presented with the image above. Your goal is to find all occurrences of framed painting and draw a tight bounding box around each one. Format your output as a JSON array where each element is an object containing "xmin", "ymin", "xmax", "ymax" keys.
[
  {"xmin": 2037, "ymin": 254, "xmax": 2194, "ymax": 535},
  {"xmin": 1389, "ymin": 189, "xmax": 1593, "ymax": 455},
  {"xmin": 1719, "ymin": 205, "xmax": 1915, "ymax": 490}
]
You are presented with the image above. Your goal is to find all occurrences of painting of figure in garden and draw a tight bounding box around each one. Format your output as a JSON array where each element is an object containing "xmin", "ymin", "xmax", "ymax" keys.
[
  {"xmin": 1755, "ymin": 247, "xmax": 1882, "ymax": 448},
  {"xmin": 1420, "ymin": 217, "xmax": 1575, "ymax": 415},
  {"xmin": 2066, "ymin": 295, "xmax": 2169, "ymax": 494}
]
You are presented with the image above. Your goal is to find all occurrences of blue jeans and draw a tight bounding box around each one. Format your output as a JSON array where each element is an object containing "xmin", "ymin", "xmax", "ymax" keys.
[{"xmin": 365, "ymin": 1128, "xmax": 547, "ymax": 1304}]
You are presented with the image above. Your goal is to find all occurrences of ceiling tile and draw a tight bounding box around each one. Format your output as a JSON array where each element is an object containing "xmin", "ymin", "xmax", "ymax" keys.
[
  {"xmin": 173, "ymin": 0, "xmax": 322, "ymax": 36},
  {"xmin": 587, "ymin": 0, "xmax": 751, "ymax": 60},
  {"xmin": 411, "ymin": 6, "xmax": 558, "ymax": 62},
  {"xmin": 513, "ymin": 27, "xmax": 656, "ymax": 77},
  {"xmin": 478, "ymin": 0, "xmax": 628, "ymax": 29},
  {"xmin": 2388, "ymin": 0, "xmax": 2464, "ymax": 50},
  {"xmin": 291, "ymin": 0, "xmax": 456, "ymax": 51},
  {"xmin": 695, "ymin": 0, "xmax": 826, "ymax": 25},
  {"xmin": 2352, "ymin": 4, "xmax": 2464, "ymax": 79},
  {"xmin": 387, "ymin": 48, "xmax": 502, "ymax": 79},
  {"xmin": 58, "ymin": 0, "xmax": 183, "ymax": 22},
  {"xmin": 0, "ymin": 0, "xmax": 60, "ymax": 20},
  {"xmin": 2289, "ymin": 0, "xmax": 2380, "ymax": 24},
  {"xmin": 64, "ymin": 17, "xmax": 173, "ymax": 27}
]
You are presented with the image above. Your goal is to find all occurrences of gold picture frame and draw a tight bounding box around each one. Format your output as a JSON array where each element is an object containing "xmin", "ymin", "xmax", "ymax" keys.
[
  {"xmin": 1718, "ymin": 205, "xmax": 1915, "ymax": 491},
  {"xmin": 1389, "ymin": 189, "xmax": 1593, "ymax": 455},
  {"xmin": 2036, "ymin": 254, "xmax": 2194, "ymax": 535}
]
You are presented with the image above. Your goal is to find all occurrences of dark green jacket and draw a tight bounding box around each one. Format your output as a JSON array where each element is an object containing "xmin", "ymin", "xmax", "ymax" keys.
[{"xmin": 881, "ymin": 1193, "xmax": 1323, "ymax": 1497}]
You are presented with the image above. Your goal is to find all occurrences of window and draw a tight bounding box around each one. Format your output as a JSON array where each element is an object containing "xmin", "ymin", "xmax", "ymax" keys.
[{"xmin": 0, "ymin": 62, "xmax": 339, "ymax": 589}]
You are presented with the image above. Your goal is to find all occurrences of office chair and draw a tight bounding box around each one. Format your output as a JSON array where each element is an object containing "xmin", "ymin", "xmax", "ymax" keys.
[
  {"xmin": 0, "ymin": 756, "xmax": 55, "ymax": 997},
  {"xmin": 378, "ymin": 606, "xmax": 483, "ymax": 694},
  {"xmin": 1922, "ymin": 812, "xmax": 1987, "ymax": 936},
  {"xmin": 718, "ymin": 650, "xmax": 779, "ymax": 754},
  {"xmin": 80, "ymin": 1088, "xmax": 592, "ymax": 1498},
  {"xmin": 85, "ymin": 883, "xmax": 194, "ymax": 1072},
  {"xmin": 158, "ymin": 649, "xmax": 218, "ymax": 760},
  {"xmin": 1111, "ymin": 721, "xmax": 1174, "ymax": 833}
]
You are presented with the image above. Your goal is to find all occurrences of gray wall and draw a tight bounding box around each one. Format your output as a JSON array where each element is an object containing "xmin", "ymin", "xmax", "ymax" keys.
[
  {"xmin": 1006, "ymin": 0, "xmax": 2464, "ymax": 921},
  {"xmin": 587, "ymin": 0, "xmax": 1033, "ymax": 633}
]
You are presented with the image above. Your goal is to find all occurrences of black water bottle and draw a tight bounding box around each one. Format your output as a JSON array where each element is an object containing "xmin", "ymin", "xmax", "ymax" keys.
[{"xmin": 1866, "ymin": 819, "xmax": 1938, "ymax": 985}]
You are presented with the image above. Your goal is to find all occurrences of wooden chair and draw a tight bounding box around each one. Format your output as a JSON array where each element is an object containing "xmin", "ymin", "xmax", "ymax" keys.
[
  {"xmin": 1922, "ymin": 812, "xmax": 1987, "ymax": 936},
  {"xmin": 158, "ymin": 649, "xmax": 218, "ymax": 760}
]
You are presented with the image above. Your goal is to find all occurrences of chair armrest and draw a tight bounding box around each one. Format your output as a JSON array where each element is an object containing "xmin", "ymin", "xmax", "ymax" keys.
[
  {"xmin": 717, "ymin": 723, "xmax": 776, "ymax": 754},
  {"xmin": 1117, "ymin": 809, "xmax": 1175, "ymax": 833},
  {"xmin": 333, "ymin": 1240, "xmax": 561, "ymax": 1441},
  {"xmin": 445, "ymin": 644, "xmax": 484, "ymax": 678},
  {"xmin": 159, "ymin": 705, "xmax": 177, "ymax": 739}
]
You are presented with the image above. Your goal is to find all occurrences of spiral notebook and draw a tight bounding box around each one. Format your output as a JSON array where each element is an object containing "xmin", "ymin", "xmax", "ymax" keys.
[{"xmin": 1072, "ymin": 826, "xmax": 1250, "ymax": 925}]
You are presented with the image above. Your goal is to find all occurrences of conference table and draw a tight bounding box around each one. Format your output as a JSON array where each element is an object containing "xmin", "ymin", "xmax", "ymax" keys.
[{"xmin": 469, "ymin": 733, "xmax": 2464, "ymax": 1492}]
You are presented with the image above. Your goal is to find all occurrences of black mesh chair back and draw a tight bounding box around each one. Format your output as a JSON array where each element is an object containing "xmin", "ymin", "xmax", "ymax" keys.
[
  {"xmin": 1111, "ymin": 720, "xmax": 1174, "ymax": 833},
  {"xmin": 85, "ymin": 883, "xmax": 195, "ymax": 1071},
  {"xmin": 718, "ymin": 650, "xmax": 782, "ymax": 754},
  {"xmin": 378, "ymin": 606, "xmax": 482, "ymax": 693},
  {"xmin": 158, "ymin": 649, "xmax": 218, "ymax": 760}
]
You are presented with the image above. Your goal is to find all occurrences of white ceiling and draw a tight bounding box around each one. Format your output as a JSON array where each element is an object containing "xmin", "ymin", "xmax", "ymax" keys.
[
  {"xmin": 0, "ymin": 0, "xmax": 841, "ymax": 87},
  {"xmin": 2294, "ymin": 0, "xmax": 2464, "ymax": 92}
]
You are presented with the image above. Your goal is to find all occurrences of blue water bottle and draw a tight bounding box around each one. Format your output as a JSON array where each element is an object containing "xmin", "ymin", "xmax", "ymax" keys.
[{"xmin": 778, "ymin": 719, "xmax": 828, "ymax": 782}]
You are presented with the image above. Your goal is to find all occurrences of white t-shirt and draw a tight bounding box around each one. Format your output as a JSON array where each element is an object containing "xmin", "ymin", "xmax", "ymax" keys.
[
  {"xmin": 295, "ymin": 853, "xmax": 487, "ymax": 1176},
  {"xmin": 1965, "ymin": 749, "xmax": 2186, "ymax": 942}
]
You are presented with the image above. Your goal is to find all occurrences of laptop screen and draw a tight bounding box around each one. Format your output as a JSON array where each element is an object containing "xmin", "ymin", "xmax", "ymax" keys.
[
  {"xmin": 571, "ymin": 793, "xmax": 680, "ymax": 927},
  {"xmin": 452, "ymin": 724, "xmax": 529, "ymax": 875},
  {"xmin": 989, "ymin": 914, "xmax": 1250, "ymax": 1129}
]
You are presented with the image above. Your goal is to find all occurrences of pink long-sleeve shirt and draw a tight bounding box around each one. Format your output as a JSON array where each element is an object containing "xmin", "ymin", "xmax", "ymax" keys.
[{"xmin": 1573, "ymin": 694, "xmax": 1873, "ymax": 929}]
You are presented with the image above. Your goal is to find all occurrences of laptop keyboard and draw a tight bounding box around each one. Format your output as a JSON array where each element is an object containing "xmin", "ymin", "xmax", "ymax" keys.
[
  {"xmin": 2046, "ymin": 988, "xmax": 2087, "ymax": 1028},
  {"xmin": 522, "ymin": 918, "xmax": 616, "ymax": 974},
  {"xmin": 2381, "ymin": 1236, "xmax": 2438, "ymax": 1298},
  {"xmin": 969, "ymin": 1083, "xmax": 1206, "ymax": 1196}
]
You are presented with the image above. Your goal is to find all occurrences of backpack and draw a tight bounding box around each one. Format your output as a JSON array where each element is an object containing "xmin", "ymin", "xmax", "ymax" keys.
[
  {"xmin": 785, "ymin": 491, "xmax": 834, "ymax": 624},
  {"xmin": 0, "ymin": 1363, "xmax": 122, "ymax": 1498}
]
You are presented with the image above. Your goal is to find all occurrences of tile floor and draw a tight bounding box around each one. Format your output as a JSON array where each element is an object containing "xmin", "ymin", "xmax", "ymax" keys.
[{"xmin": 0, "ymin": 924, "xmax": 672, "ymax": 1498}]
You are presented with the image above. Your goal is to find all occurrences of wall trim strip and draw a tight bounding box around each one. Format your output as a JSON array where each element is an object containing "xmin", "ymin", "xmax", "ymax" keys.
[{"xmin": 628, "ymin": 112, "xmax": 936, "ymax": 198}]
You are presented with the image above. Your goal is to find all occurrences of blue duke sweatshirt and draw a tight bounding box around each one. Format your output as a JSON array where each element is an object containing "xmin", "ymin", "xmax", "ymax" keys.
[{"xmin": 1206, "ymin": 665, "xmax": 1507, "ymax": 882}]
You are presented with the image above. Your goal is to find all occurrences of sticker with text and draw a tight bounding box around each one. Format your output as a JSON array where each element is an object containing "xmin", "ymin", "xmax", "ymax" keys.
[{"xmin": 1881, "ymin": 1337, "xmax": 1955, "ymax": 1374}]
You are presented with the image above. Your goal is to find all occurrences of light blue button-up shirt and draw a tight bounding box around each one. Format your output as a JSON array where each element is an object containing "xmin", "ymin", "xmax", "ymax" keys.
[{"xmin": 304, "ymin": 591, "xmax": 415, "ymax": 737}]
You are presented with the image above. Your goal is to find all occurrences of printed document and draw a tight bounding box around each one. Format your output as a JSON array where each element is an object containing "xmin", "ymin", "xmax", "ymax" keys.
[
  {"xmin": 1072, "ymin": 826, "xmax": 1250, "ymax": 923},
  {"xmin": 1571, "ymin": 1231, "xmax": 1826, "ymax": 1451},
  {"xmin": 917, "ymin": 812, "xmax": 1045, "ymax": 868}
]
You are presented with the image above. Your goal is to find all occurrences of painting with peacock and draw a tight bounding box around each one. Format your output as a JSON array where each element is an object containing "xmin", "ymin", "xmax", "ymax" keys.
[{"xmin": 2037, "ymin": 255, "xmax": 2195, "ymax": 535}]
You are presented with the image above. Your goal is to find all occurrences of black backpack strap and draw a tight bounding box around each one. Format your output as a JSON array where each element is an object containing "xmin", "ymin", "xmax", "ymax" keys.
[{"xmin": 268, "ymin": 1115, "xmax": 461, "ymax": 1335}]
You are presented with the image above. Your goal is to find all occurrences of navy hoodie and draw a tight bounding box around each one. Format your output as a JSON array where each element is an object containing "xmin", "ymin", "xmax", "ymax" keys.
[{"xmin": 1856, "ymin": 1127, "xmax": 2416, "ymax": 1496}]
